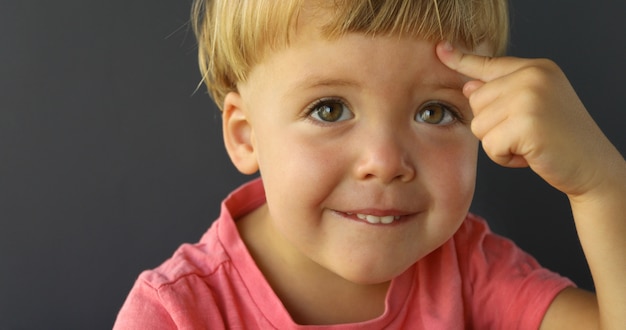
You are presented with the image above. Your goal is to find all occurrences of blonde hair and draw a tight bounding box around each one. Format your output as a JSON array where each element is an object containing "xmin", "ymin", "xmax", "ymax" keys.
[{"xmin": 191, "ymin": 0, "xmax": 509, "ymax": 109}]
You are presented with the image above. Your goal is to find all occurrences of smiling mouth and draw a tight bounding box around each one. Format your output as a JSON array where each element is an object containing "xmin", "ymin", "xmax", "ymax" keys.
[{"xmin": 345, "ymin": 212, "xmax": 402, "ymax": 224}]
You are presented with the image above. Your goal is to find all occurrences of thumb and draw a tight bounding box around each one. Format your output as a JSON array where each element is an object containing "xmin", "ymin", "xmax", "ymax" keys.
[{"xmin": 436, "ymin": 41, "xmax": 525, "ymax": 83}]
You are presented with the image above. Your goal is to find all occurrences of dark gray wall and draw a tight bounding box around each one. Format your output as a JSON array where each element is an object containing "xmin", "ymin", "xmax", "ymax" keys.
[{"xmin": 0, "ymin": 1, "xmax": 624, "ymax": 328}]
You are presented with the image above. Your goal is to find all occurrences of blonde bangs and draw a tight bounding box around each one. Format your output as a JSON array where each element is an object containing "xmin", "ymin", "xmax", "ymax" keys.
[
  {"xmin": 322, "ymin": 0, "xmax": 508, "ymax": 55},
  {"xmin": 191, "ymin": 0, "xmax": 303, "ymax": 107},
  {"xmin": 192, "ymin": 0, "xmax": 508, "ymax": 109}
]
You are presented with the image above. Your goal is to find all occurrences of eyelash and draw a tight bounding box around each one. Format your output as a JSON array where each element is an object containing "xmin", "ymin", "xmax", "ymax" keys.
[
  {"xmin": 304, "ymin": 97, "xmax": 353, "ymax": 124},
  {"xmin": 303, "ymin": 98, "xmax": 465, "ymax": 126},
  {"xmin": 415, "ymin": 101, "xmax": 466, "ymax": 126}
]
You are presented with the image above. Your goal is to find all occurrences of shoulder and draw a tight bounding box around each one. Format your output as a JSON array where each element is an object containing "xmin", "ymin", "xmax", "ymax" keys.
[
  {"xmin": 450, "ymin": 213, "xmax": 575, "ymax": 329},
  {"xmin": 114, "ymin": 219, "xmax": 244, "ymax": 328},
  {"xmin": 113, "ymin": 222, "xmax": 227, "ymax": 328},
  {"xmin": 452, "ymin": 213, "xmax": 565, "ymax": 278},
  {"xmin": 141, "ymin": 227, "xmax": 229, "ymax": 289},
  {"xmin": 115, "ymin": 179, "xmax": 269, "ymax": 328},
  {"xmin": 142, "ymin": 178, "xmax": 267, "ymax": 289}
]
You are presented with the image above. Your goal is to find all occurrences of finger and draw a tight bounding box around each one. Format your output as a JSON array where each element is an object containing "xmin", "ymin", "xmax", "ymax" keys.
[
  {"xmin": 464, "ymin": 73, "xmax": 510, "ymax": 114},
  {"xmin": 470, "ymin": 102, "xmax": 508, "ymax": 141},
  {"xmin": 480, "ymin": 120, "xmax": 531, "ymax": 169},
  {"xmin": 436, "ymin": 41, "xmax": 529, "ymax": 83},
  {"xmin": 463, "ymin": 80, "xmax": 483, "ymax": 98}
]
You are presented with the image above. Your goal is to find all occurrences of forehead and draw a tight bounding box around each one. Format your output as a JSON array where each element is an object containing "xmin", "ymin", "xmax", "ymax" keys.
[
  {"xmin": 241, "ymin": 34, "xmax": 467, "ymax": 110},
  {"xmin": 294, "ymin": 5, "xmax": 467, "ymax": 78},
  {"xmin": 299, "ymin": 38, "xmax": 463, "ymax": 88}
]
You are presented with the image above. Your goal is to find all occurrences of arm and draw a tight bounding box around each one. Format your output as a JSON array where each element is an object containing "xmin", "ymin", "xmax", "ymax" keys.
[
  {"xmin": 436, "ymin": 41, "xmax": 626, "ymax": 329},
  {"xmin": 555, "ymin": 153, "xmax": 626, "ymax": 329}
]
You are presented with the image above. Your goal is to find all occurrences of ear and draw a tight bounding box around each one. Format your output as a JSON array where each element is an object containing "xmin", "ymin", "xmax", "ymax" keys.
[{"xmin": 222, "ymin": 92, "xmax": 259, "ymax": 174}]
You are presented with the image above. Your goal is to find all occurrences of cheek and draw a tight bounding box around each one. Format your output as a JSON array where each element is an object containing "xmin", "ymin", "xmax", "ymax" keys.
[
  {"xmin": 420, "ymin": 136, "xmax": 478, "ymax": 209},
  {"xmin": 256, "ymin": 128, "xmax": 344, "ymax": 205}
]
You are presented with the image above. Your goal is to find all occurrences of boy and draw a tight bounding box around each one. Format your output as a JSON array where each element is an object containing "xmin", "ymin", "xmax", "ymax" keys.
[{"xmin": 115, "ymin": 0, "xmax": 626, "ymax": 328}]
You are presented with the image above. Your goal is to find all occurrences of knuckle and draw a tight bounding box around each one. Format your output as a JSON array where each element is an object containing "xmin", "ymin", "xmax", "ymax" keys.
[
  {"xmin": 527, "ymin": 59, "xmax": 561, "ymax": 78},
  {"xmin": 517, "ymin": 64, "xmax": 555, "ymax": 89},
  {"xmin": 535, "ymin": 58, "xmax": 559, "ymax": 71}
]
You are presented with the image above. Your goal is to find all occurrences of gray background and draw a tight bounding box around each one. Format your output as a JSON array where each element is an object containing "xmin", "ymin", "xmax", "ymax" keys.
[{"xmin": 1, "ymin": 1, "xmax": 624, "ymax": 328}]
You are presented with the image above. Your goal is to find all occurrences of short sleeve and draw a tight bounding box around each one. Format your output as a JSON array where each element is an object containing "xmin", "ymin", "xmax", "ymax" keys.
[
  {"xmin": 113, "ymin": 273, "xmax": 178, "ymax": 330},
  {"xmin": 114, "ymin": 270, "xmax": 230, "ymax": 329},
  {"xmin": 456, "ymin": 214, "xmax": 575, "ymax": 329}
]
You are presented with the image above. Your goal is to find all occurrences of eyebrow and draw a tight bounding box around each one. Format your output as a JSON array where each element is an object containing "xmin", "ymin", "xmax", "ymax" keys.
[
  {"xmin": 289, "ymin": 76, "xmax": 361, "ymax": 93},
  {"xmin": 435, "ymin": 79, "xmax": 466, "ymax": 91},
  {"xmin": 290, "ymin": 74, "xmax": 467, "ymax": 94},
  {"xmin": 428, "ymin": 72, "xmax": 468, "ymax": 90}
]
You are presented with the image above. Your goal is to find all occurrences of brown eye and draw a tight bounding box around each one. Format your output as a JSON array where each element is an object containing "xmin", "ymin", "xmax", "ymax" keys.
[
  {"xmin": 309, "ymin": 99, "xmax": 353, "ymax": 123},
  {"xmin": 416, "ymin": 102, "xmax": 457, "ymax": 125}
]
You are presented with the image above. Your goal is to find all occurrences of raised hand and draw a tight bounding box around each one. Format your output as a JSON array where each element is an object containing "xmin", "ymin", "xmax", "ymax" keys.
[
  {"xmin": 436, "ymin": 41, "xmax": 626, "ymax": 328},
  {"xmin": 436, "ymin": 41, "xmax": 622, "ymax": 199}
]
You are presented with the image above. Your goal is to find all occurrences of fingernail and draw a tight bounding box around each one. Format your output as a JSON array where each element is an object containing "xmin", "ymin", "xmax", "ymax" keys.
[{"xmin": 441, "ymin": 41, "xmax": 454, "ymax": 52}]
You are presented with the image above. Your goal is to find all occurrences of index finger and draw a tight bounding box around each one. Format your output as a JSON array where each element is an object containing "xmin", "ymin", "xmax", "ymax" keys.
[{"xmin": 436, "ymin": 41, "xmax": 529, "ymax": 82}]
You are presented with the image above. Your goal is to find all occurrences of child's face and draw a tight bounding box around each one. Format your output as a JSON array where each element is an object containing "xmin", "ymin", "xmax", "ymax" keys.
[{"xmin": 229, "ymin": 12, "xmax": 483, "ymax": 284}]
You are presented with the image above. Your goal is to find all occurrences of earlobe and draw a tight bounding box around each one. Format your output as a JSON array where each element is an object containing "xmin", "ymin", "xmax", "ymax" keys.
[{"xmin": 222, "ymin": 92, "xmax": 259, "ymax": 174}]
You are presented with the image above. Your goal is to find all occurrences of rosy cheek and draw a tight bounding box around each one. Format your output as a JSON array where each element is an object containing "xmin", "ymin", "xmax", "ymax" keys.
[{"xmin": 421, "ymin": 139, "xmax": 477, "ymax": 198}]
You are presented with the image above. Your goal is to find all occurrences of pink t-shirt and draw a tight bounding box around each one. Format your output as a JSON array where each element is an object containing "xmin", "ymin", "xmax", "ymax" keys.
[{"xmin": 114, "ymin": 179, "xmax": 573, "ymax": 329}]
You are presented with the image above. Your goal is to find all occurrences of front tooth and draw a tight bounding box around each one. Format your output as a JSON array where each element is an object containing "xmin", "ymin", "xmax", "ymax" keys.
[
  {"xmin": 355, "ymin": 213, "xmax": 396, "ymax": 224},
  {"xmin": 365, "ymin": 215, "xmax": 381, "ymax": 224}
]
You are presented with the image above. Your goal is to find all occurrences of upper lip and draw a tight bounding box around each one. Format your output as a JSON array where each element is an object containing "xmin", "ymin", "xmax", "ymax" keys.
[{"xmin": 341, "ymin": 209, "xmax": 415, "ymax": 217}]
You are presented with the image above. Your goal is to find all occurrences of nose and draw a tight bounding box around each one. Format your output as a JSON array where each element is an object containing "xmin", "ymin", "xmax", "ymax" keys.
[{"xmin": 353, "ymin": 128, "xmax": 416, "ymax": 184}]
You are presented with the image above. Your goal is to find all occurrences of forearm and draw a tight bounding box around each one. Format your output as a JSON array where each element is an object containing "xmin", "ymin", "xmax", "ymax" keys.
[{"xmin": 569, "ymin": 149, "xmax": 626, "ymax": 329}]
